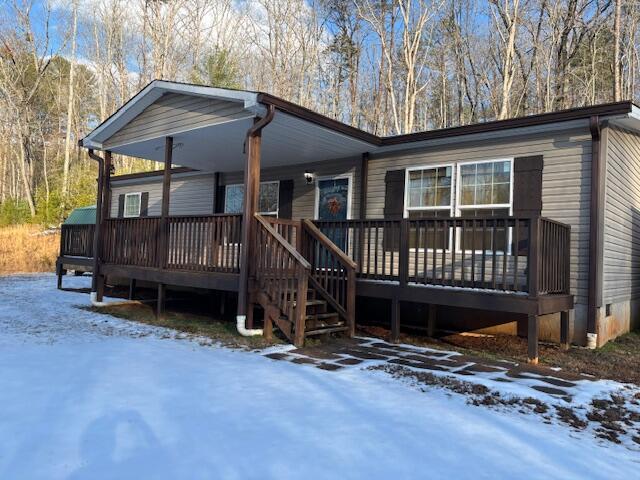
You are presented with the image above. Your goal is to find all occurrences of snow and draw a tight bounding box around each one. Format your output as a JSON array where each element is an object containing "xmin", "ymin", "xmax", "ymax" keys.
[{"xmin": 0, "ymin": 274, "xmax": 638, "ymax": 479}]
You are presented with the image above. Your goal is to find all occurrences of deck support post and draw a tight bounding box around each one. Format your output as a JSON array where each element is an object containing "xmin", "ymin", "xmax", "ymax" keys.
[
  {"xmin": 527, "ymin": 314, "xmax": 539, "ymax": 364},
  {"xmin": 219, "ymin": 291, "xmax": 226, "ymax": 317},
  {"xmin": 246, "ymin": 302, "xmax": 255, "ymax": 329},
  {"xmin": 237, "ymin": 106, "xmax": 275, "ymax": 326},
  {"xmin": 560, "ymin": 311, "xmax": 570, "ymax": 350},
  {"xmin": 427, "ymin": 304, "xmax": 437, "ymax": 337},
  {"xmin": 96, "ymin": 274, "xmax": 105, "ymax": 302},
  {"xmin": 391, "ymin": 296, "xmax": 400, "ymax": 343},
  {"xmin": 56, "ymin": 262, "xmax": 65, "ymax": 289},
  {"xmin": 160, "ymin": 137, "xmax": 173, "ymax": 269},
  {"xmin": 157, "ymin": 283, "xmax": 166, "ymax": 319},
  {"xmin": 128, "ymin": 279, "xmax": 136, "ymax": 300}
]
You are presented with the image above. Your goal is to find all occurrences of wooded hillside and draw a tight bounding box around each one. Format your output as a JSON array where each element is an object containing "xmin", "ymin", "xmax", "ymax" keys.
[{"xmin": 0, "ymin": 0, "xmax": 637, "ymax": 225}]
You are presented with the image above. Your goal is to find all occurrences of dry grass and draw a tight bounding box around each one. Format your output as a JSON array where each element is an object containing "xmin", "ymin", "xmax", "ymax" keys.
[
  {"xmin": 0, "ymin": 225, "xmax": 59, "ymax": 274},
  {"xmin": 87, "ymin": 302, "xmax": 282, "ymax": 349}
]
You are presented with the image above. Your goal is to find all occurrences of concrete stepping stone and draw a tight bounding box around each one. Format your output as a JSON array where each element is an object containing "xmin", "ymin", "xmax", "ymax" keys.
[
  {"xmin": 336, "ymin": 357, "xmax": 364, "ymax": 366},
  {"xmin": 317, "ymin": 363, "xmax": 343, "ymax": 371},
  {"xmin": 265, "ymin": 352, "xmax": 289, "ymax": 360},
  {"xmin": 531, "ymin": 385, "xmax": 570, "ymax": 396},
  {"xmin": 292, "ymin": 357, "xmax": 318, "ymax": 365},
  {"xmin": 389, "ymin": 357, "xmax": 448, "ymax": 372},
  {"xmin": 461, "ymin": 363, "xmax": 506, "ymax": 374}
]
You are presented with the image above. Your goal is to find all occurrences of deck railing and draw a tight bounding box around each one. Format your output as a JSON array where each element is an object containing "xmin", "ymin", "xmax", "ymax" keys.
[
  {"xmin": 314, "ymin": 216, "xmax": 571, "ymax": 296},
  {"xmin": 101, "ymin": 214, "xmax": 242, "ymax": 273},
  {"xmin": 60, "ymin": 224, "xmax": 95, "ymax": 258},
  {"xmin": 61, "ymin": 213, "xmax": 570, "ymax": 297}
]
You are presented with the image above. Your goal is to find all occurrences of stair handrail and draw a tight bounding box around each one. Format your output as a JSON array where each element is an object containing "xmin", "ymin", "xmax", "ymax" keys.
[
  {"xmin": 301, "ymin": 219, "xmax": 357, "ymax": 337},
  {"xmin": 254, "ymin": 214, "xmax": 310, "ymax": 346},
  {"xmin": 255, "ymin": 215, "xmax": 311, "ymax": 269}
]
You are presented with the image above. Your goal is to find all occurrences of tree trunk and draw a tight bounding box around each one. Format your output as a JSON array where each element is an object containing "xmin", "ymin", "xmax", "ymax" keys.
[{"xmin": 62, "ymin": 0, "xmax": 78, "ymax": 202}]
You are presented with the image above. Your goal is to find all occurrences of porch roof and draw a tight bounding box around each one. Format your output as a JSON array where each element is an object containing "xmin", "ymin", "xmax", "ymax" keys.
[
  {"xmin": 80, "ymin": 80, "xmax": 640, "ymax": 172},
  {"xmin": 80, "ymin": 81, "xmax": 379, "ymax": 172}
]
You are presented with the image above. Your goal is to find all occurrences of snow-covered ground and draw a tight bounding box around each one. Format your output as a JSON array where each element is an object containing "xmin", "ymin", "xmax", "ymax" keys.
[{"xmin": 0, "ymin": 274, "xmax": 637, "ymax": 479}]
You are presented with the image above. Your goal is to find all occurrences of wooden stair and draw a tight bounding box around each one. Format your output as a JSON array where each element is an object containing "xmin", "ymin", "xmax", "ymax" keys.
[
  {"xmin": 255, "ymin": 287, "xmax": 348, "ymax": 342},
  {"xmin": 252, "ymin": 215, "xmax": 356, "ymax": 347}
]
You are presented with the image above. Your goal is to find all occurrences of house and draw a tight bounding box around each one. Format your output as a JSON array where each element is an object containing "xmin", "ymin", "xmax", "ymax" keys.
[{"xmin": 58, "ymin": 80, "xmax": 640, "ymax": 363}]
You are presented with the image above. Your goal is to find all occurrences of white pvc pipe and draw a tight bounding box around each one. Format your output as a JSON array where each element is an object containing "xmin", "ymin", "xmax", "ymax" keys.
[
  {"xmin": 236, "ymin": 315, "xmax": 263, "ymax": 337},
  {"xmin": 90, "ymin": 291, "xmax": 137, "ymax": 308}
]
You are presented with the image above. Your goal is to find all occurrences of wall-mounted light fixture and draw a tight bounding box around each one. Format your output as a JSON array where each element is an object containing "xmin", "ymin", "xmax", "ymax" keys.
[{"xmin": 304, "ymin": 170, "xmax": 315, "ymax": 185}]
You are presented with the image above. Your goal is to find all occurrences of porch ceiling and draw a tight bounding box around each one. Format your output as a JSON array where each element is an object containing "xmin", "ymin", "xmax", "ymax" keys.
[{"xmin": 105, "ymin": 110, "xmax": 376, "ymax": 172}]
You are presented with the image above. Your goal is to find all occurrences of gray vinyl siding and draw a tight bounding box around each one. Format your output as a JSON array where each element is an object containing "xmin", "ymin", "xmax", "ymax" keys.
[
  {"xmin": 110, "ymin": 174, "xmax": 215, "ymax": 217},
  {"xmin": 367, "ymin": 128, "xmax": 592, "ymax": 305},
  {"xmin": 219, "ymin": 156, "xmax": 361, "ymax": 219},
  {"xmin": 104, "ymin": 93, "xmax": 251, "ymax": 148},
  {"xmin": 109, "ymin": 156, "xmax": 361, "ymax": 220},
  {"xmin": 603, "ymin": 125, "xmax": 640, "ymax": 303}
]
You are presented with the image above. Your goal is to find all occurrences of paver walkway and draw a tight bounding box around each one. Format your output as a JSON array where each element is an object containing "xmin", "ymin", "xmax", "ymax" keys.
[{"xmin": 264, "ymin": 337, "xmax": 596, "ymax": 402}]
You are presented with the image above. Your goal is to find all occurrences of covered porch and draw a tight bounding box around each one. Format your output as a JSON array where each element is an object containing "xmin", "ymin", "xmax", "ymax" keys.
[{"xmin": 73, "ymin": 80, "xmax": 574, "ymax": 363}]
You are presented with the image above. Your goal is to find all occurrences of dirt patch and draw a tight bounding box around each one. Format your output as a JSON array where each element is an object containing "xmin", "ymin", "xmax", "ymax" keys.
[
  {"xmin": 358, "ymin": 325, "xmax": 640, "ymax": 386},
  {"xmin": 372, "ymin": 364, "xmax": 640, "ymax": 447},
  {"xmin": 84, "ymin": 302, "xmax": 283, "ymax": 350}
]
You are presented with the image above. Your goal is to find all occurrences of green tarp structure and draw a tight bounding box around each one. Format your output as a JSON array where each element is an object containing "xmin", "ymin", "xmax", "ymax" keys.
[{"xmin": 63, "ymin": 205, "xmax": 96, "ymax": 225}]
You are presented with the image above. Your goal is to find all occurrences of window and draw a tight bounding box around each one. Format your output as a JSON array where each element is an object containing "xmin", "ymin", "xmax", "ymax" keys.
[
  {"xmin": 405, "ymin": 165, "xmax": 453, "ymax": 214},
  {"xmin": 405, "ymin": 165, "xmax": 453, "ymax": 250},
  {"xmin": 456, "ymin": 159, "xmax": 513, "ymax": 252},
  {"xmin": 457, "ymin": 159, "xmax": 512, "ymax": 213},
  {"xmin": 124, "ymin": 192, "xmax": 141, "ymax": 218},
  {"xmin": 224, "ymin": 181, "xmax": 279, "ymax": 216}
]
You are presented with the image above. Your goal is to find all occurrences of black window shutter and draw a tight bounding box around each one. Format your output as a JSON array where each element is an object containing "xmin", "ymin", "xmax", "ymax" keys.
[
  {"xmin": 513, "ymin": 156, "xmax": 543, "ymax": 217},
  {"xmin": 215, "ymin": 185, "xmax": 226, "ymax": 213},
  {"xmin": 513, "ymin": 155, "xmax": 543, "ymax": 255},
  {"xmin": 278, "ymin": 180, "xmax": 294, "ymax": 219},
  {"xmin": 383, "ymin": 169, "xmax": 405, "ymax": 250},
  {"xmin": 117, "ymin": 194, "xmax": 125, "ymax": 218},
  {"xmin": 140, "ymin": 192, "xmax": 149, "ymax": 217}
]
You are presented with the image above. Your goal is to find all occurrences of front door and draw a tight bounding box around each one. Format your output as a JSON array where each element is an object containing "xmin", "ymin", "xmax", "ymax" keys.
[{"xmin": 316, "ymin": 176, "xmax": 350, "ymax": 251}]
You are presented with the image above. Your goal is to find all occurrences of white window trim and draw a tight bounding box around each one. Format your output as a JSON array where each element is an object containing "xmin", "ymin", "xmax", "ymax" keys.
[
  {"xmin": 403, "ymin": 163, "xmax": 455, "ymax": 218},
  {"xmin": 123, "ymin": 192, "xmax": 142, "ymax": 218},
  {"xmin": 224, "ymin": 180, "xmax": 280, "ymax": 216},
  {"xmin": 455, "ymin": 158, "xmax": 514, "ymax": 216},
  {"xmin": 314, "ymin": 173, "xmax": 354, "ymax": 220},
  {"xmin": 454, "ymin": 158, "xmax": 514, "ymax": 255},
  {"xmin": 403, "ymin": 164, "xmax": 455, "ymax": 253}
]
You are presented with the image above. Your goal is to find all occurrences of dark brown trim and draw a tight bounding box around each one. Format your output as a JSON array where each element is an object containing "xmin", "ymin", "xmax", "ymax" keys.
[
  {"xmin": 80, "ymin": 80, "xmax": 634, "ymax": 154},
  {"xmin": 159, "ymin": 137, "xmax": 173, "ymax": 268},
  {"xmin": 356, "ymin": 280, "xmax": 573, "ymax": 316},
  {"xmin": 238, "ymin": 106, "xmax": 276, "ymax": 318},
  {"xmin": 111, "ymin": 166, "xmax": 195, "ymax": 183},
  {"xmin": 258, "ymin": 93, "xmax": 382, "ymax": 145},
  {"xmin": 359, "ymin": 152, "xmax": 369, "ymax": 220},
  {"xmin": 100, "ymin": 264, "xmax": 239, "ymax": 291},
  {"xmin": 382, "ymin": 101, "xmax": 632, "ymax": 145},
  {"xmin": 588, "ymin": 116, "xmax": 605, "ymax": 335},
  {"xmin": 213, "ymin": 172, "xmax": 221, "ymax": 214},
  {"xmin": 87, "ymin": 149, "xmax": 105, "ymax": 296}
]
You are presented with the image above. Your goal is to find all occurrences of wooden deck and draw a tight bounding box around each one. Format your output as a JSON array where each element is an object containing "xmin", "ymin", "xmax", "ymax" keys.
[{"xmin": 58, "ymin": 213, "xmax": 574, "ymax": 360}]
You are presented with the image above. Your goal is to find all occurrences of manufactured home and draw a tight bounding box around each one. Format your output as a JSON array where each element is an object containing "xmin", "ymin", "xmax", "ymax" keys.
[{"xmin": 57, "ymin": 80, "xmax": 640, "ymax": 363}]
